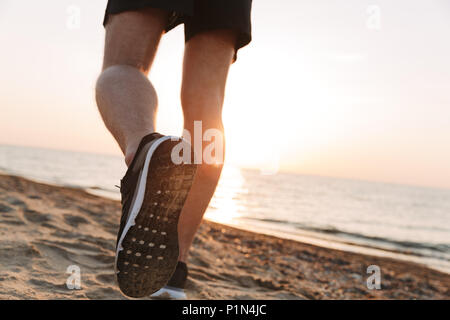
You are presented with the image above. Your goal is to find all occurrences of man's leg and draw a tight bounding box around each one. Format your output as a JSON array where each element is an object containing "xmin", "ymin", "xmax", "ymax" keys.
[
  {"xmin": 178, "ymin": 30, "xmax": 236, "ymax": 262},
  {"xmin": 95, "ymin": 8, "xmax": 168, "ymax": 165}
]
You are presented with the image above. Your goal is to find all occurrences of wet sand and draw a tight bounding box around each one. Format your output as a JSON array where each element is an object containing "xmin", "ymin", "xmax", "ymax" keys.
[{"xmin": 0, "ymin": 174, "xmax": 448, "ymax": 299}]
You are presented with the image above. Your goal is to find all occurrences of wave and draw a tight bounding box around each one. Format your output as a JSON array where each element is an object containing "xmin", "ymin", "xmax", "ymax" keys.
[
  {"xmin": 307, "ymin": 227, "xmax": 450, "ymax": 255},
  {"xmin": 240, "ymin": 217, "xmax": 450, "ymax": 256}
]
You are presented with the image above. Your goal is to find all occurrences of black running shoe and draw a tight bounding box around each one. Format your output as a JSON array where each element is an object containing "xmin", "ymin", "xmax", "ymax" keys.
[
  {"xmin": 150, "ymin": 261, "xmax": 188, "ymax": 299},
  {"xmin": 115, "ymin": 133, "xmax": 197, "ymax": 298}
]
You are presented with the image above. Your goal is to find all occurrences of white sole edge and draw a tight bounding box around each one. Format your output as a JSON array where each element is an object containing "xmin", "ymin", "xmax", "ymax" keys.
[
  {"xmin": 150, "ymin": 286, "xmax": 187, "ymax": 300},
  {"xmin": 115, "ymin": 135, "xmax": 178, "ymax": 274}
]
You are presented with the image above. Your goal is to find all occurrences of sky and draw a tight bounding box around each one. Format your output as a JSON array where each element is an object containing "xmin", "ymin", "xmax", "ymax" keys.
[{"xmin": 0, "ymin": 0, "xmax": 450, "ymax": 189}]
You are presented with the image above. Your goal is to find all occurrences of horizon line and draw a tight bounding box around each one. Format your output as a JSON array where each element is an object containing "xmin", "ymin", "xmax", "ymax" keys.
[{"xmin": 1, "ymin": 141, "xmax": 449, "ymax": 192}]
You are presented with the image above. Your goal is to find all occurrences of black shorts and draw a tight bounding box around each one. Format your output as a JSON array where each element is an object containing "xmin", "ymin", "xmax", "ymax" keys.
[{"xmin": 104, "ymin": 0, "xmax": 252, "ymax": 61}]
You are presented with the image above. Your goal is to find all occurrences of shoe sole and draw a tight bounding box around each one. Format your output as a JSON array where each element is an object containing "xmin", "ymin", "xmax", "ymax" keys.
[{"xmin": 115, "ymin": 136, "xmax": 197, "ymax": 298}]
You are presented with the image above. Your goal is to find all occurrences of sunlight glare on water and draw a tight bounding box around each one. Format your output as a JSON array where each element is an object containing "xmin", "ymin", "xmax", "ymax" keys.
[{"xmin": 205, "ymin": 164, "xmax": 247, "ymax": 224}]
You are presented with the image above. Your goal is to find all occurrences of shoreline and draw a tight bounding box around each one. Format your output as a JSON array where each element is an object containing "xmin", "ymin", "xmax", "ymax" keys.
[
  {"xmin": 210, "ymin": 219, "xmax": 450, "ymax": 275},
  {"xmin": 88, "ymin": 183, "xmax": 450, "ymax": 276},
  {"xmin": 61, "ymin": 179, "xmax": 450, "ymax": 275},
  {"xmin": 2, "ymin": 161, "xmax": 449, "ymax": 276},
  {"xmin": 0, "ymin": 174, "xmax": 448, "ymax": 299}
]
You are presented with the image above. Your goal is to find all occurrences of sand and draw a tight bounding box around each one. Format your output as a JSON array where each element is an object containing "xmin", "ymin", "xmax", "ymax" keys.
[{"xmin": 0, "ymin": 174, "xmax": 448, "ymax": 299}]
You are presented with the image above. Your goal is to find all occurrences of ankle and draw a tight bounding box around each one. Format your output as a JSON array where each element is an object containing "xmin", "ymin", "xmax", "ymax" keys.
[
  {"xmin": 124, "ymin": 131, "xmax": 156, "ymax": 166},
  {"xmin": 178, "ymin": 251, "xmax": 188, "ymax": 263},
  {"xmin": 124, "ymin": 151, "xmax": 136, "ymax": 167},
  {"xmin": 124, "ymin": 138, "xmax": 142, "ymax": 167}
]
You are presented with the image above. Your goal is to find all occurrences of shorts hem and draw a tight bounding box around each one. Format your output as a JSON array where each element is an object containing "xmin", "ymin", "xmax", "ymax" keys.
[{"xmin": 103, "ymin": 1, "xmax": 192, "ymax": 28}]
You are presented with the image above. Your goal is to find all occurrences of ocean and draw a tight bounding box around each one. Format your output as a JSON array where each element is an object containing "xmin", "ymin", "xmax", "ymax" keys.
[{"xmin": 1, "ymin": 144, "xmax": 449, "ymax": 273}]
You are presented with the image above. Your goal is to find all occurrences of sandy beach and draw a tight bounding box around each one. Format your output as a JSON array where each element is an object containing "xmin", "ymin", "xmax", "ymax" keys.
[{"xmin": 0, "ymin": 173, "xmax": 448, "ymax": 299}]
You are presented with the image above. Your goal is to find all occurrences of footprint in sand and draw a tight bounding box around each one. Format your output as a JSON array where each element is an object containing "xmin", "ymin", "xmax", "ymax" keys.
[
  {"xmin": 234, "ymin": 274, "xmax": 284, "ymax": 291},
  {"xmin": 5, "ymin": 197, "xmax": 27, "ymax": 208},
  {"xmin": 0, "ymin": 203, "xmax": 13, "ymax": 213},
  {"xmin": 96, "ymin": 273, "xmax": 115, "ymax": 284},
  {"xmin": 23, "ymin": 209, "xmax": 51, "ymax": 224},
  {"xmin": 63, "ymin": 214, "xmax": 88, "ymax": 228},
  {"xmin": 0, "ymin": 202, "xmax": 25, "ymax": 226},
  {"xmin": 0, "ymin": 242, "xmax": 42, "ymax": 272},
  {"xmin": 28, "ymin": 278, "xmax": 68, "ymax": 292},
  {"xmin": 0, "ymin": 220, "xmax": 25, "ymax": 226}
]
